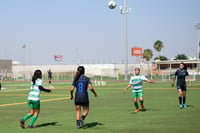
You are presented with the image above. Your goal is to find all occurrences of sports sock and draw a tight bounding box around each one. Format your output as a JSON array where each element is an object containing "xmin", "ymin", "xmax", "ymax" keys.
[
  {"xmin": 179, "ymin": 96, "xmax": 182, "ymax": 105},
  {"xmin": 29, "ymin": 115, "xmax": 38, "ymax": 126},
  {"xmin": 81, "ymin": 115, "xmax": 86, "ymax": 120},
  {"xmin": 140, "ymin": 100, "xmax": 144, "ymax": 106},
  {"xmin": 76, "ymin": 120, "xmax": 81, "ymax": 126},
  {"xmin": 134, "ymin": 102, "xmax": 139, "ymax": 109},
  {"xmin": 22, "ymin": 113, "xmax": 31, "ymax": 121},
  {"xmin": 183, "ymin": 96, "xmax": 186, "ymax": 104}
]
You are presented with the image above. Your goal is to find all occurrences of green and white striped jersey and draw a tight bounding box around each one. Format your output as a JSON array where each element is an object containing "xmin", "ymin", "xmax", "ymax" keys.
[
  {"xmin": 28, "ymin": 79, "xmax": 42, "ymax": 101},
  {"xmin": 129, "ymin": 74, "xmax": 148, "ymax": 92}
]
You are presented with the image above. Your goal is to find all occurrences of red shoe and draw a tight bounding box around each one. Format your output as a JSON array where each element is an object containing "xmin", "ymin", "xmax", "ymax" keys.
[
  {"xmin": 134, "ymin": 109, "xmax": 140, "ymax": 112},
  {"xmin": 141, "ymin": 105, "xmax": 145, "ymax": 110}
]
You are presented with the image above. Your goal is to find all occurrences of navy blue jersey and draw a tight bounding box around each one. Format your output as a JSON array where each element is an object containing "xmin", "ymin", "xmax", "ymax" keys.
[
  {"xmin": 175, "ymin": 69, "xmax": 189, "ymax": 86},
  {"xmin": 72, "ymin": 75, "xmax": 91, "ymax": 106}
]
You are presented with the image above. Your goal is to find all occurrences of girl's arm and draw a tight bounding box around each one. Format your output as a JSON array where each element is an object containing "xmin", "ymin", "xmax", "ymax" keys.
[
  {"xmin": 123, "ymin": 84, "xmax": 131, "ymax": 92},
  {"xmin": 88, "ymin": 84, "xmax": 97, "ymax": 97},
  {"xmin": 146, "ymin": 80, "xmax": 154, "ymax": 83},
  {"xmin": 186, "ymin": 76, "xmax": 192, "ymax": 87},
  {"xmin": 70, "ymin": 86, "xmax": 75, "ymax": 100},
  {"xmin": 171, "ymin": 75, "xmax": 176, "ymax": 87},
  {"xmin": 39, "ymin": 86, "xmax": 51, "ymax": 92}
]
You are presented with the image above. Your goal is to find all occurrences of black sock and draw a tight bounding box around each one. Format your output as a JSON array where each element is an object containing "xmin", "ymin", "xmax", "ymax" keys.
[
  {"xmin": 76, "ymin": 120, "xmax": 80, "ymax": 126},
  {"xmin": 81, "ymin": 115, "xmax": 86, "ymax": 120},
  {"xmin": 179, "ymin": 96, "xmax": 182, "ymax": 104},
  {"xmin": 183, "ymin": 96, "xmax": 186, "ymax": 104}
]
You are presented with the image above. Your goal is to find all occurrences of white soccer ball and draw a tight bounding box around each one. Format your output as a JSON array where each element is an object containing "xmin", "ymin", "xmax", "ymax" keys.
[{"xmin": 108, "ymin": 1, "xmax": 117, "ymax": 9}]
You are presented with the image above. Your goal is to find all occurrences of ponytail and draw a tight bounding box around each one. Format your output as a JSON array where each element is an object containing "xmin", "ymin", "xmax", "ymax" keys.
[
  {"xmin": 32, "ymin": 70, "xmax": 42, "ymax": 85},
  {"xmin": 73, "ymin": 66, "xmax": 85, "ymax": 82}
]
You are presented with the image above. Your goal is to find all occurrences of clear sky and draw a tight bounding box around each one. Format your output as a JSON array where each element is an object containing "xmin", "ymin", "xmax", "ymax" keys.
[{"xmin": 0, "ymin": 0, "xmax": 200, "ymax": 65}]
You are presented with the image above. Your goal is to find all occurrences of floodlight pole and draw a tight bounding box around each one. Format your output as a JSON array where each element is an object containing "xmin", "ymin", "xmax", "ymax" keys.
[
  {"xmin": 195, "ymin": 23, "xmax": 200, "ymax": 74},
  {"xmin": 195, "ymin": 23, "xmax": 200, "ymax": 60},
  {"xmin": 120, "ymin": 0, "xmax": 130, "ymax": 80}
]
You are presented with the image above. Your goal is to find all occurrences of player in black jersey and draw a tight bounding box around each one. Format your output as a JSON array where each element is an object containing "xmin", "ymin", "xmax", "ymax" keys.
[
  {"xmin": 70, "ymin": 66, "xmax": 97, "ymax": 129},
  {"xmin": 172, "ymin": 62, "xmax": 192, "ymax": 109}
]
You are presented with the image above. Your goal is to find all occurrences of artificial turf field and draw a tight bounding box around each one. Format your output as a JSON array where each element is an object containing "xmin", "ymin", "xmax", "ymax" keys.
[{"xmin": 0, "ymin": 80, "xmax": 199, "ymax": 133}]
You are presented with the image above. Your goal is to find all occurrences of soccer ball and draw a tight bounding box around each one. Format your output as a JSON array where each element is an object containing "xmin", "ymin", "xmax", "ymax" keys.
[{"xmin": 108, "ymin": 1, "xmax": 117, "ymax": 9}]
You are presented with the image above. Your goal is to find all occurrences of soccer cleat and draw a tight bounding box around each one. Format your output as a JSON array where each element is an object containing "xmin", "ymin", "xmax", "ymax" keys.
[
  {"xmin": 20, "ymin": 119, "xmax": 25, "ymax": 129},
  {"xmin": 80, "ymin": 119, "xmax": 84, "ymax": 127},
  {"xmin": 179, "ymin": 104, "xmax": 183, "ymax": 109},
  {"xmin": 134, "ymin": 109, "xmax": 140, "ymax": 112},
  {"xmin": 141, "ymin": 105, "xmax": 145, "ymax": 110},
  {"xmin": 183, "ymin": 104, "xmax": 187, "ymax": 108},
  {"xmin": 77, "ymin": 120, "xmax": 83, "ymax": 129},
  {"xmin": 28, "ymin": 125, "xmax": 34, "ymax": 128},
  {"xmin": 77, "ymin": 124, "xmax": 82, "ymax": 129}
]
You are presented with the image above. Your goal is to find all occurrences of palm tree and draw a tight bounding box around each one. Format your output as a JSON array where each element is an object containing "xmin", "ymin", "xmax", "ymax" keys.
[
  {"xmin": 143, "ymin": 49, "xmax": 153, "ymax": 75},
  {"xmin": 154, "ymin": 40, "xmax": 164, "ymax": 61}
]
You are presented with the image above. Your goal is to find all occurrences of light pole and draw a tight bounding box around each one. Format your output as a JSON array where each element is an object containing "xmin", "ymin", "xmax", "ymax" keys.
[
  {"xmin": 22, "ymin": 44, "xmax": 26, "ymax": 80},
  {"xmin": 194, "ymin": 23, "xmax": 200, "ymax": 60},
  {"xmin": 194, "ymin": 23, "xmax": 200, "ymax": 74},
  {"xmin": 120, "ymin": 0, "xmax": 131, "ymax": 80}
]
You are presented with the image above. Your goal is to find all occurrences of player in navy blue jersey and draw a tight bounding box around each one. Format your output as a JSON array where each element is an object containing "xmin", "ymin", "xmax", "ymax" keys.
[
  {"xmin": 172, "ymin": 62, "xmax": 192, "ymax": 109},
  {"xmin": 70, "ymin": 66, "xmax": 97, "ymax": 129}
]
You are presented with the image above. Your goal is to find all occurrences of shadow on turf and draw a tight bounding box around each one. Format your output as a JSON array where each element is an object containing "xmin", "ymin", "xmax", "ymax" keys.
[
  {"xmin": 187, "ymin": 105, "xmax": 194, "ymax": 108},
  {"xmin": 82, "ymin": 122, "xmax": 103, "ymax": 129},
  {"xmin": 129, "ymin": 109, "xmax": 160, "ymax": 114},
  {"xmin": 35, "ymin": 122, "xmax": 60, "ymax": 128}
]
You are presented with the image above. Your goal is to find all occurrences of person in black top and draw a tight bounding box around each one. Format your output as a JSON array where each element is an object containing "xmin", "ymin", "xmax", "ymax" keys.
[
  {"xmin": 172, "ymin": 62, "xmax": 192, "ymax": 109},
  {"xmin": 70, "ymin": 66, "xmax": 97, "ymax": 129},
  {"xmin": 47, "ymin": 69, "xmax": 52, "ymax": 84}
]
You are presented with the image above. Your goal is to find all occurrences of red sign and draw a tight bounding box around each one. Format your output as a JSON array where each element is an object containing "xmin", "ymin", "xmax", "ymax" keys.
[
  {"xmin": 132, "ymin": 48, "xmax": 142, "ymax": 56},
  {"xmin": 54, "ymin": 55, "xmax": 63, "ymax": 61}
]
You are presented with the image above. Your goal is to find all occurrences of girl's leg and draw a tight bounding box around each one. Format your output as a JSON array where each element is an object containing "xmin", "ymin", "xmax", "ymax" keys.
[
  {"xmin": 139, "ymin": 97, "xmax": 145, "ymax": 110},
  {"xmin": 23, "ymin": 109, "xmax": 34, "ymax": 121},
  {"xmin": 76, "ymin": 105, "xmax": 81, "ymax": 120},
  {"xmin": 76, "ymin": 105, "xmax": 82, "ymax": 128},
  {"xmin": 182, "ymin": 91, "xmax": 187, "ymax": 107},
  {"xmin": 28, "ymin": 109, "xmax": 40, "ymax": 127},
  {"xmin": 20, "ymin": 109, "xmax": 34, "ymax": 128},
  {"xmin": 178, "ymin": 89, "xmax": 183, "ymax": 108},
  {"xmin": 81, "ymin": 106, "xmax": 89, "ymax": 121},
  {"xmin": 133, "ymin": 98, "xmax": 139, "ymax": 112}
]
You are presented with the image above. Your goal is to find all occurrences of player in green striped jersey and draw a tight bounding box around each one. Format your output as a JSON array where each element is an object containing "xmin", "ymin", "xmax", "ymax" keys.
[
  {"xmin": 20, "ymin": 70, "xmax": 51, "ymax": 128},
  {"xmin": 124, "ymin": 68, "xmax": 154, "ymax": 112}
]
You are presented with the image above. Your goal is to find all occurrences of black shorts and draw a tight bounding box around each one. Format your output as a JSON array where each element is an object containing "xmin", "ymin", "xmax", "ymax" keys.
[
  {"xmin": 75, "ymin": 97, "xmax": 89, "ymax": 106},
  {"xmin": 176, "ymin": 84, "xmax": 187, "ymax": 91}
]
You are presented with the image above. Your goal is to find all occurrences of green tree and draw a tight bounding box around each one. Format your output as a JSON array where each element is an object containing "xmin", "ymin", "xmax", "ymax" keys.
[
  {"xmin": 143, "ymin": 49, "xmax": 153, "ymax": 75},
  {"xmin": 175, "ymin": 54, "xmax": 188, "ymax": 60},
  {"xmin": 154, "ymin": 55, "xmax": 168, "ymax": 61},
  {"xmin": 154, "ymin": 40, "xmax": 164, "ymax": 61}
]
